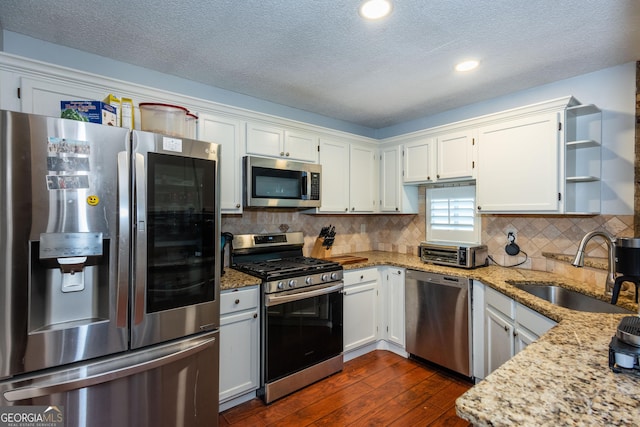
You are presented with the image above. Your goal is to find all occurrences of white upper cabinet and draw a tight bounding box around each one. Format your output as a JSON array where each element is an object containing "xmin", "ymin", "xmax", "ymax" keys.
[
  {"xmin": 380, "ymin": 145, "xmax": 418, "ymax": 213},
  {"xmin": 475, "ymin": 97, "xmax": 600, "ymax": 214},
  {"xmin": 435, "ymin": 130, "xmax": 475, "ymax": 181},
  {"xmin": 318, "ymin": 138, "xmax": 378, "ymax": 213},
  {"xmin": 198, "ymin": 113, "xmax": 244, "ymax": 213},
  {"xmin": 476, "ymin": 111, "xmax": 562, "ymax": 213},
  {"xmin": 19, "ymin": 77, "xmax": 106, "ymax": 116},
  {"xmin": 403, "ymin": 138, "xmax": 434, "ymax": 183},
  {"xmin": 318, "ymin": 138, "xmax": 350, "ymax": 212},
  {"xmin": 350, "ymin": 143, "xmax": 378, "ymax": 213},
  {"xmin": 246, "ymin": 122, "xmax": 318, "ymax": 163}
]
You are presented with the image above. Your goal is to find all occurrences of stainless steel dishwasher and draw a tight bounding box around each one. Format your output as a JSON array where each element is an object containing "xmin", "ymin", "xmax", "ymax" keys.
[{"xmin": 405, "ymin": 269, "xmax": 471, "ymax": 377}]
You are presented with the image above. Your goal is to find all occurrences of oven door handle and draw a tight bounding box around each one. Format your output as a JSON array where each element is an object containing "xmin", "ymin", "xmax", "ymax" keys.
[{"xmin": 265, "ymin": 282, "xmax": 344, "ymax": 306}]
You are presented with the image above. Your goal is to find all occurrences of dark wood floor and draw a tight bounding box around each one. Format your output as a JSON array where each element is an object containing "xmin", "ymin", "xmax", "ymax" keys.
[{"xmin": 219, "ymin": 350, "xmax": 473, "ymax": 426}]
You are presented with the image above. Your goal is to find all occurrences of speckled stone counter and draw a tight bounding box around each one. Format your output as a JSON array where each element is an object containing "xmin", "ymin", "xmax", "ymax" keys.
[
  {"xmin": 327, "ymin": 251, "xmax": 640, "ymax": 426},
  {"xmin": 220, "ymin": 268, "xmax": 260, "ymax": 291}
]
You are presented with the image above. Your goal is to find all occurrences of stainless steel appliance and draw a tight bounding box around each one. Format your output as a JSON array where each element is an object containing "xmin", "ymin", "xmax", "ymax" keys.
[
  {"xmin": 405, "ymin": 269, "xmax": 472, "ymax": 377},
  {"xmin": 243, "ymin": 156, "xmax": 321, "ymax": 208},
  {"xmin": 419, "ymin": 242, "xmax": 488, "ymax": 269},
  {"xmin": 0, "ymin": 110, "xmax": 220, "ymax": 426},
  {"xmin": 232, "ymin": 232, "xmax": 343, "ymax": 404}
]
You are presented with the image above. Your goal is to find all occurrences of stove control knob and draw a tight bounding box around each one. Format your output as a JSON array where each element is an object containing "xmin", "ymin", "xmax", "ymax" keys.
[
  {"xmin": 330, "ymin": 272, "xmax": 339, "ymax": 281},
  {"xmin": 277, "ymin": 281, "xmax": 285, "ymax": 290},
  {"xmin": 288, "ymin": 279, "xmax": 297, "ymax": 288},
  {"xmin": 305, "ymin": 277, "xmax": 313, "ymax": 285},
  {"xmin": 321, "ymin": 274, "xmax": 329, "ymax": 282}
]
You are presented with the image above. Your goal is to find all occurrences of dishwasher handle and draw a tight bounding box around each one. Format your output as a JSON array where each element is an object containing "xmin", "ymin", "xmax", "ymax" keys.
[{"xmin": 405, "ymin": 269, "xmax": 468, "ymax": 289}]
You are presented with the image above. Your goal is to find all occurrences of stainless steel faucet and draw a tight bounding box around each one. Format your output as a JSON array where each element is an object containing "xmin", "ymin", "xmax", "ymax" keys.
[{"xmin": 572, "ymin": 230, "xmax": 616, "ymax": 295}]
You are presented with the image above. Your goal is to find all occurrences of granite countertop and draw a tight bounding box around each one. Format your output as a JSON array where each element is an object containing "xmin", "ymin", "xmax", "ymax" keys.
[
  {"xmin": 221, "ymin": 250, "xmax": 640, "ymax": 425},
  {"xmin": 221, "ymin": 268, "xmax": 261, "ymax": 290}
]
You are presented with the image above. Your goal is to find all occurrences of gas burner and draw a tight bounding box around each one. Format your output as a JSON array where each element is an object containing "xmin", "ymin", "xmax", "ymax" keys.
[{"xmin": 231, "ymin": 232, "xmax": 343, "ymax": 293}]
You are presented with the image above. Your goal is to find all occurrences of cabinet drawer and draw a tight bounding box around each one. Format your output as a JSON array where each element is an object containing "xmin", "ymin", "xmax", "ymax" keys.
[
  {"xmin": 344, "ymin": 268, "xmax": 378, "ymax": 285},
  {"xmin": 221, "ymin": 287, "xmax": 259, "ymax": 315},
  {"xmin": 516, "ymin": 303, "xmax": 556, "ymax": 336},
  {"xmin": 485, "ymin": 287, "xmax": 515, "ymax": 319}
]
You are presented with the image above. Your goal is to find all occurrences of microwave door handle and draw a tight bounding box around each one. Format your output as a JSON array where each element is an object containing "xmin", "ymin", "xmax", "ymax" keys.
[
  {"xmin": 116, "ymin": 151, "xmax": 130, "ymax": 328},
  {"xmin": 134, "ymin": 152, "xmax": 147, "ymax": 325},
  {"xmin": 301, "ymin": 171, "xmax": 308, "ymax": 198}
]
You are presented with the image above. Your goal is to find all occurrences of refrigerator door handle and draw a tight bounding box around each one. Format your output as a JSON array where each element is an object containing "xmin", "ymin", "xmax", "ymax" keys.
[
  {"xmin": 134, "ymin": 152, "xmax": 147, "ymax": 325},
  {"xmin": 3, "ymin": 336, "xmax": 217, "ymax": 402},
  {"xmin": 116, "ymin": 151, "xmax": 130, "ymax": 328}
]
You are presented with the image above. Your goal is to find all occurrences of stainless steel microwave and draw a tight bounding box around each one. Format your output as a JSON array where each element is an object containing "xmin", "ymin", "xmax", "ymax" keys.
[{"xmin": 243, "ymin": 156, "xmax": 321, "ymax": 208}]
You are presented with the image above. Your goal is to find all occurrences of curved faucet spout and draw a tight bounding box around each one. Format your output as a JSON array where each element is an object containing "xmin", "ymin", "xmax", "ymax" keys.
[{"xmin": 572, "ymin": 230, "xmax": 616, "ymax": 295}]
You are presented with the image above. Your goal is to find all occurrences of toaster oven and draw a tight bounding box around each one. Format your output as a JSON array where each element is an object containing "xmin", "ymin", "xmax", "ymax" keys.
[{"xmin": 419, "ymin": 242, "xmax": 488, "ymax": 269}]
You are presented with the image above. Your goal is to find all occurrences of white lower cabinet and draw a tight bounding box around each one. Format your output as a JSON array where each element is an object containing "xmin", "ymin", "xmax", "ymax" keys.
[
  {"xmin": 219, "ymin": 286, "xmax": 260, "ymax": 404},
  {"xmin": 473, "ymin": 281, "xmax": 556, "ymax": 379},
  {"xmin": 343, "ymin": 268, "xmax": 379, "ymax": 352},
  {"xmin": 380, "ymin": 267, "xmax": 405, "ymax": 347}
]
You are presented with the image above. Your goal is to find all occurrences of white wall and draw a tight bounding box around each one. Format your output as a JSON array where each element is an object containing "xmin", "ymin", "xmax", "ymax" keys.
[
  {"xmin": 378, "ymin": 63, "xmax": 636, "ymax": 215},
  {"xmin": 3, "ymin": 30, "xmax": 634, "ymax": 214}
]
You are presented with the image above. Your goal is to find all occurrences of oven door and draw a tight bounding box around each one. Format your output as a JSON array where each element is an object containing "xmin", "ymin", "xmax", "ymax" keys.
[{"xmin": 263, "ymin": 282, "xmax": 343, "ymax": 384}]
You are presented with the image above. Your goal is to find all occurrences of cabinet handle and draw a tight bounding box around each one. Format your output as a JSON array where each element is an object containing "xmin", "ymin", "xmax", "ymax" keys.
[
  {"xmin": 427, "ymin": 176, "xmax": 431, "ymax": 180},
  {"xmin": 513, "ymin": 332, "xmax": 518, "ymax": 337},
  {"xmin": 234, "ymin": 299, "xmax": 240, "ymax": 305},
  {"xmin": 253, "ymin": 313, "xmax": 258, "ymax": 319},
  {"xmin": 352, "ymin": 207, "xmax": 355, "ymax": 211},
  {"xmin": 395, "ymin": 207, "xmax": 399, "ymax": 211},
  {"xmin": 236, "ymin": 203, "xmax": 241, "ymax": 208},
  {"xmin": 345, "ymin": 208, "xmax": 348, "ymax": 212},
  {"xmin": 504, "ymin": 325, "xmax": 508, "ymax": 332},
  {"xmin": 280, "ymin": 151, "xmax": 285, "ymax": 156},
  {"xmin": 360, "ymin": 275, "xmax": 364, "ymax": 280},
  {"xmin": 477, "ymin": 206, "xmax": 482, "ymax": 211},
  {"xmin": 286, "ymin": 152, "xmax": 290, "ymax": 157},
  {"xmin": 437, "ymin": 174, "xmax": 440, "ymax": 179}
]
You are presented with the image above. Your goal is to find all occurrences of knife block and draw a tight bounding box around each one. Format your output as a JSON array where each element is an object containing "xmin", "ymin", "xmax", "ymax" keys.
[{"xmin": 311, "ymin": 237, "xmax": 332, "ymax": 259}]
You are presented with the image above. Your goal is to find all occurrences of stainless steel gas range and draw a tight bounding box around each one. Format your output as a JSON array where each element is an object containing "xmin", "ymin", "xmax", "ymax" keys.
[{"xmin": 232, "ymin": 232, "xmax": 344, "ymax": 404}]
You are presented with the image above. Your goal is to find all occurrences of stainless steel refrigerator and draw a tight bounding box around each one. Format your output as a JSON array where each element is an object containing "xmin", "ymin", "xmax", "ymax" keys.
[{"xmin": 0, "ymin": 110, "xmax": 221, "ymax": 426}]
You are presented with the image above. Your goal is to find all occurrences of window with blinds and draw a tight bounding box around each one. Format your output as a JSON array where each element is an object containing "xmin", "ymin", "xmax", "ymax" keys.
[{"xmin": 426, "ymin": 184, "xmax": 480, "ymax": 244}]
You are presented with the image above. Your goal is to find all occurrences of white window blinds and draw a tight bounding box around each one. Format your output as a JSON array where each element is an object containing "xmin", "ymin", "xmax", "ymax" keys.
[{"xmin": 426, "ymin": 184, "xmax": 480, "ymax": 244}]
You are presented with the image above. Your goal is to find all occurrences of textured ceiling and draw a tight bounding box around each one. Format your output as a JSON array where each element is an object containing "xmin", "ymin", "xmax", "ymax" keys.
[{"xmin": 1, "ymin": 0, "xmax": 639, "ymax": 129}]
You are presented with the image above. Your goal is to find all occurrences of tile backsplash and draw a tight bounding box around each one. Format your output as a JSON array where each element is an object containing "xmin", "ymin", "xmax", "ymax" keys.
[{"xmin": 222, "ymin": 188, "xmax": 633, "ymax": 278}]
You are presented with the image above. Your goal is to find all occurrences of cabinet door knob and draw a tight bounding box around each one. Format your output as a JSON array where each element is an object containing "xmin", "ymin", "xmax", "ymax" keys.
[
  {"xmin": 345, "ymin": 208, "xmax": 348, "ymax": 212},
  {"xmin": 286, "ymin": 152, "xmax": 290, "ymax": 157},
  {"xmin": 437, "ymin": 174, "xmax": 440, "ymax": 179},
  {"xmin": 253, "ymin": 313, "xmax": 258, "ymax": 318},
  {"xmin": 395, "ymin": 207, "xmax": 399, "ymax": 211},
  {"xmin": 360, "ymin": 275, "xmax": 364, "ymax": 280},
  {"xmin": 427, "ymin": 176, "xmax": 431, "ymax": 180},
  {"xmin": 235, "ymin": 299, "xmax": 240, "ymax": 305},
  {"xmin": 352, "ymin": 207, "xmax": 355, "ymax": 211},
  {"xmin": 236, "ymin": 203, "xmax": 241, "ymax": 208},
  {"xmin": 280, "ymin": 151, "xmax": 285, "ymax": 156},
  {"xmin": 503, "ymin": 325, "xmax": 508, "ymax": 332},
  {"xmin": 477, "ymin": 206, "xmax": 482, "ymax": 211}
]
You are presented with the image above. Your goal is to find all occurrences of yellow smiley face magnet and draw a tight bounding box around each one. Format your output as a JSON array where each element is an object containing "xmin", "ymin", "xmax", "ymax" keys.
[{"xmin": 87, "ymin": 195, "xmax": 100, "ymax": 206}]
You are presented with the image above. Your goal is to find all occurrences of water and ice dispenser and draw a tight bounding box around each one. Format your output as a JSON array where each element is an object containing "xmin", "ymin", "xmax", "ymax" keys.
[{"xmin": 31, "ymin": 232, "xmax": 107, "ymax": 330}]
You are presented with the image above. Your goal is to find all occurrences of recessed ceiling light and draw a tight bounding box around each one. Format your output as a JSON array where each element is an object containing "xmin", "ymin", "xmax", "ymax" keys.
[
  {"xmin": 455, "ymin": 60, "xmax": 480, "ymax": 72},
  {"xmin": 359, "ymin": 0, "xmax": 393, "ymax": 20}
]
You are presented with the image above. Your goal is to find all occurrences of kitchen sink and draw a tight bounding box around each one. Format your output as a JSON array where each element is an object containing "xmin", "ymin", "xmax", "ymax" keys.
[{"xmin": 506, "ymin": 281, "xmax": 634, "ymax": 314}]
